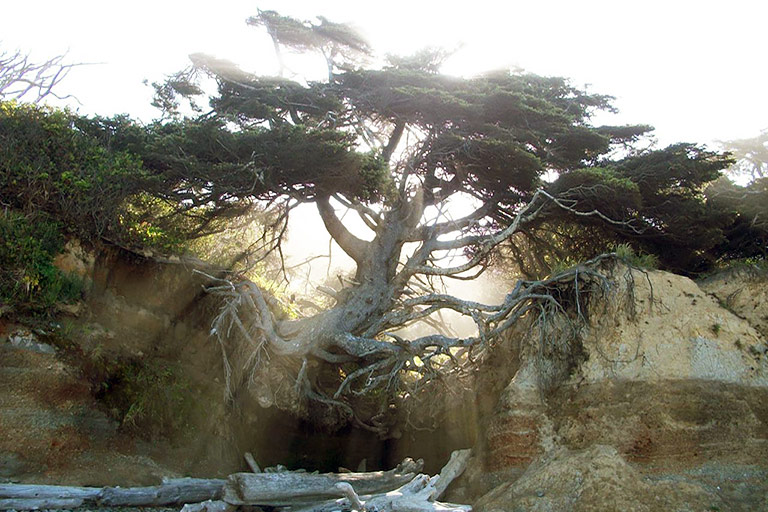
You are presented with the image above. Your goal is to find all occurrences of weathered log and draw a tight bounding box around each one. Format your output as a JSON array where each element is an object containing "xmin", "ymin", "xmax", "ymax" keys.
[
  {"xmin": 0, "ymin": 484, "xmax": 100, "ymax": 500},
  {"xmin": 0, "ymin": 478, "xmax": 226, "ymax": 510},
  {"xmin": 0, "ymin": 498, "xmax": 85, "ymax": 510},
  {"xmin": 180, "ymin": 499, "xmax": 234, "ymax": 512},
  {"xmin": 433, "ymin": 449, "xmax": 471, "ymax": 500},
  {"xmin": 290, "ymin": 451, "xmax": 472, "ymax": 512},
  {"xmin": 334, "ymin": 482, "xmax": 364, "ymax": 510},
  {"xmin": 226, "ymin": 453, "xmax": 471, "ymax": 512},
  {"xmin": 293, "ymin": 474, "xmax": 472, "ymax": 512},
  {"xmin": 223, "ymin": 458, "xmax": 422, "ymax": 506},
  {"xmin": 223, "ymin": 468, "xmax": 417, "ymax": 506},
  {"xmin": 362, "ymin": 474, "xmax": 471, "ymax": 512}
]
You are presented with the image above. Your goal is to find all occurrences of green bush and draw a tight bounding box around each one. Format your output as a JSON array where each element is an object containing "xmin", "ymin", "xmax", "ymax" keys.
[
  {"xmin": 0, "ymin": 101, "xmax": 193, "ymax": 254},
  {"xmin": 0, "ymin": 102, "xmax": 144, "ymax": 240},
  {"xmin": 0, "ymin": 210, "xmax": 82, "ymax": 312}
]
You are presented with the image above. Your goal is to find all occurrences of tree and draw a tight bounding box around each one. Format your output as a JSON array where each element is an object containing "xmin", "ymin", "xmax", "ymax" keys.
[
  {"xmin": 148, "ymin": 12, "xmax": 733, "ymax": 431},
  {"xmin": 719, "ymin": 129, "xmax": 768, "ymax": 181},
  {"xmin": 705, "ymin": 176, "xmax": 768, "ymax": 262}
]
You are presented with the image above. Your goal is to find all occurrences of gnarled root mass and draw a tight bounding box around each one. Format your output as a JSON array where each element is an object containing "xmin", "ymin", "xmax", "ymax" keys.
[{"xmin": 203, "ymin": 254, "xmax": 636, "ymax": 432}]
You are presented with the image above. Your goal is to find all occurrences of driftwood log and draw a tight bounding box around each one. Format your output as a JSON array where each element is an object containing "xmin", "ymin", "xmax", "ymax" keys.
[
  {"xmin": 225, "ymin": 451, "xmax": 471, "ymax": 512},
  {"xmin": 223, "ymin": 457, "xmax": 423, "ymax": 506},
  {"xmin": 291, "ymin": 473, "xmax": 472, "ymax": 512},
  {"xmin": 0, "ymin": 452, "xmax": 471, "ymax": 511},
  {"xmin": 0, "ymin": 478, "xmax": 225, "ymax": 510}
]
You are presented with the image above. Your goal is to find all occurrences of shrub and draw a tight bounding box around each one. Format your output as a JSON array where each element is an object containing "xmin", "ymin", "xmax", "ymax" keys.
[
  {"xmin": 0, "ymin": 101, "xmax": 192, "ymax": 253},
  {"xmin": 0, "ymin": 102, "xmax": 146, "ymax": 240},
  {"xmin": 0, "ymin": 210, "xmax": 82, "ymax": 312},
  {"xmin": 615, "ymin": 243, "xmax": 659, "ymax": 269}
]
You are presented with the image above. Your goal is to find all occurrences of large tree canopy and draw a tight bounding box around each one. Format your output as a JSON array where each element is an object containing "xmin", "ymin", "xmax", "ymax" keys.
[{"xmin": 136, "ymin": 11, "xmax": 744, "ymax": 431}]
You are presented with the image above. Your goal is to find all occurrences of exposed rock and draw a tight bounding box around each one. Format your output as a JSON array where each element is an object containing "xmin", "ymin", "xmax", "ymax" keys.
[
  {"xmin": 578, "ymin": 267, "xmax": 767, "ymax": 385},
  {"xmin": 550, "ymin": 380, "xmax": 768, "ymax": 466},
  {"xmin": 475, "ymin": 445, "xmax": 721, "ymax": 512},
  {"xmin": 4, "ymin": 243, "xmax": 469, "ymax": 485},
  {"xmin": 5, "ymin": 329, "xmax": 55, "ymax": 354},
  {"xmin": 52, "ymin": 239, "xmax": 95, "ymax": 285},
  {"xmin": 699, "ymin": 266, "xmax": 768, "ymax": 341},
  {"xmin": 0, "ymin": 342, "xmax": 173, "ymax": 485},
  {"xmin": 485, "ymin": 364, "xmax": 551, "ymax": 471},
  {"xmin": 464, "ymin": 264, "xmax": 768, "ymax": 508}
]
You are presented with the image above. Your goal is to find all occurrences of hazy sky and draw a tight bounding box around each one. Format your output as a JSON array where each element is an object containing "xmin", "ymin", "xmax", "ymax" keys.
[{"xmin": 2, "ymin": 0, "xmax": 766, "ymax": 147}]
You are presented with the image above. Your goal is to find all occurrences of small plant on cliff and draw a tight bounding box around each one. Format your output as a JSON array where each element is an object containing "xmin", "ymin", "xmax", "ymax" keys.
[{"xmin": 615, "ymin": 243, "xmax": 659, "ymax": 270}]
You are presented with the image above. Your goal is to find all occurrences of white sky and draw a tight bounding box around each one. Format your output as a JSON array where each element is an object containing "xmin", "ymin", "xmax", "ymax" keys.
[
  {"xmin": 2, "ymin": 0, "xmax": 766, "ymax": 147},
  {"xmin": 2, "ymin": 0, "xmax": 766, "ymax": 301}
]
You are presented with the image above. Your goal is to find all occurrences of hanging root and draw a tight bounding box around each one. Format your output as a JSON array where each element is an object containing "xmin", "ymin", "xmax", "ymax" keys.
[{"xmin": 195, "ymin": 270, "xmax": 299, "ymax": 410}]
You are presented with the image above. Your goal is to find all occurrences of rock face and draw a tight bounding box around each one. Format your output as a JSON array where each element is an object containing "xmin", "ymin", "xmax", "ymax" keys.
[
  {"xmin": 475, "ymin": 445, "xmax": 724, "ymax": 512},
  {"xmin": 467, "ymin": 265, "xmax": 768, "ymax": 509},
  {"xmin": 579, "ymin": 268, "xmax": 767, "ymax": 386},
  {"xmin": 699, "ymin": 266, "xmax": 768, "ymax": 341},
  {"xmin": 5, "ymin": 240, "xmax": 768, "ymax": 510}
]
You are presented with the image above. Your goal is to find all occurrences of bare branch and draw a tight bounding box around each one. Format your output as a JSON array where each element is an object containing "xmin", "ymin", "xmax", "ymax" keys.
[
  {"xmin": 332, "ymin": 193, "xmax": 381, "ymax": 231},
  {"xmin": 0, "ymin": 47, "xmax": 85, "ymax": 103}
]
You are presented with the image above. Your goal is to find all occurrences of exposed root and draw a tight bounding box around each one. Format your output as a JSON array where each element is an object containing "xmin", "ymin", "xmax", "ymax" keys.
[{"xmin": 197, "ymin": 254, "xmax": 647, "ymax": 433}]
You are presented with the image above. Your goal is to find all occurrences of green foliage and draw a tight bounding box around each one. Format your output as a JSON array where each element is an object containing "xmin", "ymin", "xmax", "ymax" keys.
[
  {"xmin": 540, "ymin": 244, "xmax": 657, "ymax": 279},
  {"xmin": 358, "ymin": 152, "xmax": 394, "ymax": 202},
  {"xmin": 0, "ymin": 101, "xmax": 264, "ymax": 255},
  {"xmin": 0, "ymin": 102, "xmax": 145, "ymax": 238},
  {"xmin": 245, "ymin": 10, "xmax": 371, "ymax": 72},
  {"xmin": 534, "ymin": 144, "xmax": 736, "ymax": 275},
  {"xmin": 547, "ymin": 256, "xmax": 582, "ymax": 276},
  {"xmin": 713, "ymin": 257, "xmax": 768, "ymax": 274},
  {"xmin": 548, "ymin": 167, "xmax": 641, "ymax": 221},
  {"xmin": 158, "ymin": 43, "xmax": 653, "ymax": 210},
  {"xmin": 247, "ymin": 10, "xmax": 320, "ymax": 50},
  {"xmin": 118, "ymin": 194, "xmax": 188, "ymax": 254},
  {"xmin": 614, "ymin": 243, "xmax": 659, "ymax": 270},
  {"xmin": 151, "ymin": 11, "xmax": 742, "ymax": 281},
  {"xmin": 705, "ymin": 177, "xmax": 768, "ymax": 263},
  {"xmin": 0, "ymin": 210, "xmax": 82, "ymax": 312}
]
